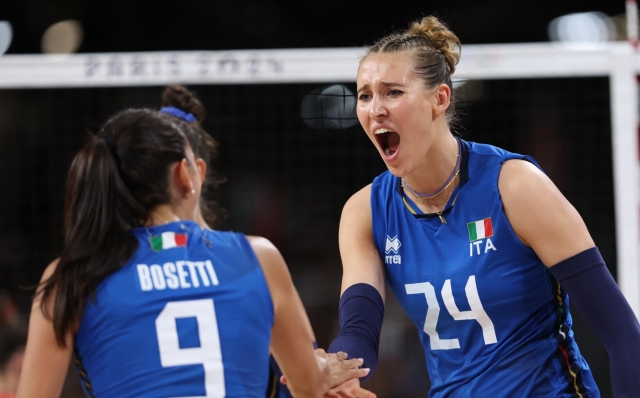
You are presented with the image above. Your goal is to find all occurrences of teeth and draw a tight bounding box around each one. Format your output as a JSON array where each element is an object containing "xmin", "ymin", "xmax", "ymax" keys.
[
  {"xmin": 385, "ymin": 148, "xmax": 393, "ymax": 156},
  {"xmin": 375, "ymin": 128, "xmax": 394, "ymax": 135}
]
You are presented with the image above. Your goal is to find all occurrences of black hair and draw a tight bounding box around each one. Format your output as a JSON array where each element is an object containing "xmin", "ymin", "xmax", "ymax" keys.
[
  {"xmin": 38, "ymin": 108, "xmax": 190, "ymax": 346},
  {"xmin": 160, "ymin": 85, "xmax": 226, "ymax": 227}
]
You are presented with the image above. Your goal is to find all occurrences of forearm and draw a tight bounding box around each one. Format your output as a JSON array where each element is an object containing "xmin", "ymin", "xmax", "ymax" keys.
[
  {"xmin": 548, "ymin": 247, "xmax": 640, "ymax": 397},
  {"xmin": 328, "ymin": 283, "xmax": 384, "ymax": 381}
]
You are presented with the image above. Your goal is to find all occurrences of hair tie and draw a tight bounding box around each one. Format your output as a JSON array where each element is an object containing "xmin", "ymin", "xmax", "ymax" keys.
[
  {"xmin": 159, "ymin": 106, "xmax": 197, "ymax": 123},
  {"xmin": 98, "ymin": 131, "xmax": 121, "ymax": 167}
]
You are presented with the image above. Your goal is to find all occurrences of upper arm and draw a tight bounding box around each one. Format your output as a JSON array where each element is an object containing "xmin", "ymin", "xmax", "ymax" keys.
[
  {"xmin": 247, "ymin": 236, "xmax": 325, "ymax": 397},
  {"xmin": 338, "ymin": 185, "xmax": 385, "ymax": 300},
  {"xmin": 499, "ymin": 159, "xmax": 595, "ymax": 266},
  {"xmin": 17, "ymin": 259, "xmax": 73, "ymax": 398}
]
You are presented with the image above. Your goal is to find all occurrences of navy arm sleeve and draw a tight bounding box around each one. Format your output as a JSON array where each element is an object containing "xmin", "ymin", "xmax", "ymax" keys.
[
  {"xmin": 327, "ymin": 283, "xmax": 384, "ymax": 382},
  {"xmin": 548, "ymin": 247, "xmax": 640, "ymax": 397}
]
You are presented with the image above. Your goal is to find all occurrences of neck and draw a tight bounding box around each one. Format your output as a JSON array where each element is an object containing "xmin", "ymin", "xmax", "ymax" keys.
[
  {"xmin": 403, "ymin": 132, "xmax": 460, "ymax": 196},
  {"xmin": 147, "ymin": 205, "xmax": 181, "ymax": 226}
]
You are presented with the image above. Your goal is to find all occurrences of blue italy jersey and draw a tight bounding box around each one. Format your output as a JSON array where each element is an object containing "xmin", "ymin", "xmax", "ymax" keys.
[
  {"xmin": 370, "ymin": 140, "xmax": 600, "ymax": 397},
  {"xmin": 74, "ymin": 221, "xmax": 274, "ymax": 397}
]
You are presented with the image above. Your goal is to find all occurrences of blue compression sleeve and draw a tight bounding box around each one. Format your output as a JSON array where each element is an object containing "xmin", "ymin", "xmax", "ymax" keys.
[
  {"xmin": 548, "ymin": 247, "xmax": 640, "ymax": 397},
  {"xmin": 328, "ymin": 283, "xmax": 384, "ymax": 381}
]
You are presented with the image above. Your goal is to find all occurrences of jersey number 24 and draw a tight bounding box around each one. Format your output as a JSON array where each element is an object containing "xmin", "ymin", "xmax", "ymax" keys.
[{"xmin": 405, "ymin": 275, "xmax": 497, "ymax": 350}]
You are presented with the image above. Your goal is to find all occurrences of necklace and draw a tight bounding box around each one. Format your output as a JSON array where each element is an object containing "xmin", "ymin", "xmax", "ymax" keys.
[
  {"xmin": 415, "ymin": 175, "xmax": 458, "ymax": 224},
  {"xmin": 402, "ymin": 173, "xmax": 458, "ymax": 223},
  {"xmin": 401, "ymin": 138, "xmax": 462, "ymax": 224},
  {"xmin": 401, "ymin": 138, "xmax": 461, "ymax": 200}
]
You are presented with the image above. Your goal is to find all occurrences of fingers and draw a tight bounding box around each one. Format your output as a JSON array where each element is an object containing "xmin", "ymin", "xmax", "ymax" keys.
[
  {"xmin": 335, "ymin": 351, "xmax": 348, "ymax": 361},
  {"xmin": 342, "ymin": 357, "xmax": 363, "ymax": 369},
  {"xmin": 346, "ymin": 367, "xmax": 370, "ymax": 379},
  {"xmin": 324, "ymin": 350, "xmax": 348, "ymax": 360},
  {"xmin": 328, "ymin": 390, "xmax": 356, "ymax": 398},
  {"xmin": 315, "ymin": 348, "xmax": 327, "ymax": 358},
  {"xmin": 355, "ymin": 389, "xmax": 376, "ymax": 398},
  {"xmin": 332, "ymin": 388, "xmax": 375, "ymax": 398}
]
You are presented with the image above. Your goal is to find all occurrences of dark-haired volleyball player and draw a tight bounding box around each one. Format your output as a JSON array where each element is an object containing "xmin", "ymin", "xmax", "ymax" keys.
[
  {"xmin": 16, "ymin": 107, "xmax": 370, "ymax": 397},
  {"xmin": 326, "ymin": 15, "xmax": 640, "ymax": 397},
  {"xmin": 156, "ymin": 84, "xmax": 298, "ymax": 398}
]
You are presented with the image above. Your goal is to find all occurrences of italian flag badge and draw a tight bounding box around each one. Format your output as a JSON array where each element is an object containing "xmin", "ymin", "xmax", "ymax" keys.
[
  {"xmin": 149, "ymin": 232, "xmax": 187, "ymax": 252},
  {"xmin": 467, "ymin": 218, "xmax": 494, "ymax": 242}
]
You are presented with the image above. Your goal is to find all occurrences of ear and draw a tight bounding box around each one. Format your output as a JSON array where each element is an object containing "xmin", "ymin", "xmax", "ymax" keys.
[
  {"xmin": 433, "ymin": 83, "xmax": 452, "ymax": 117},
  {"xmin": 195, "ymin": 158, "xmax": 207, "ymax": 186},
  {"xmin": 173, "ymin": 159, "xmax": 193, "ymax": 197}
]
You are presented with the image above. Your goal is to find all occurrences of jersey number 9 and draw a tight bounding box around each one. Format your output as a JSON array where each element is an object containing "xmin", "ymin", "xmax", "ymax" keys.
[{"xmin": 156, "ymin": 299, "xmax": 225, "ymax": 398}]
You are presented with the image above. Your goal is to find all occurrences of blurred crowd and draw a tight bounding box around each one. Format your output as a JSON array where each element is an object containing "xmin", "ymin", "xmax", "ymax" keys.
[
  {"xmin": 0, "ymin": 289, "xmax": 87, "ymax": 398},
  {"xmin": 0, "ymin": 290, "xmax": 25, "ymax": 398}
]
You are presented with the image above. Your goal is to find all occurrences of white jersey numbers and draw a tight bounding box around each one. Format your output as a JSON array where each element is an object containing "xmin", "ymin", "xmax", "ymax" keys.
[
  {"xmin": 156, "ymin": 299, "xmax": 225, "ymax": 398},
  {"xmin": 405, "ymin": 275, "xmax": 497, "ymax": 350}
]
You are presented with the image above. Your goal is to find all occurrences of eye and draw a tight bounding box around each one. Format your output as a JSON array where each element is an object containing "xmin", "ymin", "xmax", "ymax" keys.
[
  {"xmin": 358, "ymin": 93, "xmax": 371, "ymax": 101},
  {"xmin": 388, "ymin": 89, "xmax": 403, "ymax": 97}
]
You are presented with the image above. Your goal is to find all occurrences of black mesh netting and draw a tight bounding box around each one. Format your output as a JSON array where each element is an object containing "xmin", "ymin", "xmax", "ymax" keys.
[{"xmin": 0, "ymin": 77, "xmax": 614, "ymax": 397}]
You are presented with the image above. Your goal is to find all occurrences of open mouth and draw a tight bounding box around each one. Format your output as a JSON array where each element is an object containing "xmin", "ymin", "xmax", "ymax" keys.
[{"xmin": 374, "ymin": 128, "xmax": 400, "ymax": 157}]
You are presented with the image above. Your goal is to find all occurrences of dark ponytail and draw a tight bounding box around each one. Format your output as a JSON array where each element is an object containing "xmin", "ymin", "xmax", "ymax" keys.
[
  {"xmin": 160, "ymin": 85, "xmax": 225, "ymax": 227},
  {"xmin": 39, "ymin": 109, "xmax": 189, "ymax": 346}
]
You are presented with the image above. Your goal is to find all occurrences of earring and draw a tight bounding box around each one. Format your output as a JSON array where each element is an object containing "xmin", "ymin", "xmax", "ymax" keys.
[{"xmin": 191, "ymin": 189, "xmax": 196, "ymax": 195}]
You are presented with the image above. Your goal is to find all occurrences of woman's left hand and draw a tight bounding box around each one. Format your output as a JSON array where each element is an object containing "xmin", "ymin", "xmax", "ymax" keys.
[{"xmin": 323, "ymin": 378, "xmax": 376, "ymax": 398}]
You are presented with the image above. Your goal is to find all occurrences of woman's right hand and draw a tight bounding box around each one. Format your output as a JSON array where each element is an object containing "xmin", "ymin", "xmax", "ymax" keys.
[
  {"xmin": 280, "ymin": 349, "xmax": 371, "ymax": 390},
  {"xmin": 315, "ymin": 349, "xmax": 370, "ymax": 388}
]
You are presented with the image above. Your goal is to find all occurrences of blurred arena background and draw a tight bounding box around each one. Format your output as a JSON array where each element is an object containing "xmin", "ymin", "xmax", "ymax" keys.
[{"xmin": 0, "ymin": 1, "xmax": 635, "ymax": 397}]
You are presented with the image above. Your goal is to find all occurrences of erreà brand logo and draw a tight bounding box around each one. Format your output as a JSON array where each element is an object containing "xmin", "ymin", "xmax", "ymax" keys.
[
  {"xmin": 467, "ymin": 218, "xmax": 497, "ymax": 257},
  {"xmin": 385, "ymin": 236, "xmax": 402, "ymax": 265}
]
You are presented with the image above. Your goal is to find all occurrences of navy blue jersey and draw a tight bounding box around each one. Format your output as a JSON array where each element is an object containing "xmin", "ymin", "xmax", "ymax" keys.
[
  {"xmin": 74, "ymin": 221, "xmax": 274, "ymax": 397},
  {"xmin": 370, "ymin": 140, "xmax": 600, "ymax": 397}
]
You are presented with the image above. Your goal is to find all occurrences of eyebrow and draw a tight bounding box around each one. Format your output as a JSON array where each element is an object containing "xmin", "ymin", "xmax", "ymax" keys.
[{"xmin": 357, "ymin": 82, "xmax": 405, "ymax": 94}]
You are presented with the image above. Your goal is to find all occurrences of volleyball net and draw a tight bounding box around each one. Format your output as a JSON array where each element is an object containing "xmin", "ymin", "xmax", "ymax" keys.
[
  {"xmin": 0, "ymin": 41, "xmax": 635, "ymax": 395},
  {"xmin": 1, "ymin": 42, "xmax": 636, "ymax": 308}
]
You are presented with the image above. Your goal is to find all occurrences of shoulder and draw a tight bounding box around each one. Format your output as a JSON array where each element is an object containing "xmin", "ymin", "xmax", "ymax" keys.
[
  {"xmin": 498, "ymin": 159, "xmax": 594, "ymax": 265},
  {"xmin": 466, "ymin": 140, "xmax": 509, "ymax": 157},
  {"xmin": 340, "ymin": 184, "xmax": 375, "ymax": 248},
  {"xmin": 498, "ymin": 159, "xmax": 557, "ymax": 228},
  {"xmin": 343, "ymin": 183, "xmax": 372, "ymax": 214},
  {"xmin": 246, "ymin": 236, "xmax": 290, "ymax": 280},
  {"xmin": 245, "ymin": 236, "xmax": 294, "ymax": 308},
  {"xmin": 498, "ymin": 159, "xmax": 548, "ymax": 196},
  {"xmin": 341, "ymin": 184, "xmax": 373, "ymax": 233},
  {"xmin": 246, "ymin": 235, "xmax": 281, "ymax": 259},
  {"xmin": 41, "ymin": 258, "xmax": 60, "ymax": 283},
  {"xmin": 204, "ymin": 229, "xmax": 257, "ymax": 255}
]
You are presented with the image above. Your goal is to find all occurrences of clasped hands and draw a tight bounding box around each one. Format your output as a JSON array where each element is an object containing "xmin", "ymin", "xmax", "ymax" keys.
[{"xmin": 281, "ymin": 348, "xmax": 376, "ymax": 398}]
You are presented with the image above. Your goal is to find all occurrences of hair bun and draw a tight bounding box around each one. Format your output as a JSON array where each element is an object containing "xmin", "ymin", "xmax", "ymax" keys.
[
  {"xmin": 161, "ymin": 85, "xmax": 206, "ymax": 124},
  {"xmin": 408, "ymin": 16, "xmax": 461, "ymax": 75}
]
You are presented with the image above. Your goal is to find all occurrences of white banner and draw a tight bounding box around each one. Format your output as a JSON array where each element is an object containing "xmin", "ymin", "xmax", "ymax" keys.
[
  {"xmin": 0, "ymin": 43, "xmax": 634, "ymax": 88},
  {"xmin": 0, "ymin": 48, "xmax": 364, "ymax": 88}
]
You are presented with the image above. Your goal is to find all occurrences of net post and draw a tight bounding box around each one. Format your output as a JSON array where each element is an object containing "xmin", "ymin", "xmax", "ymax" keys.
[
  {"xmin": 628, "ymin": 0, "xmax": 639, "ymax": 49},
  {"xmin": 611, "ymin": 46, "xmax": 640, "ymax": 318}
]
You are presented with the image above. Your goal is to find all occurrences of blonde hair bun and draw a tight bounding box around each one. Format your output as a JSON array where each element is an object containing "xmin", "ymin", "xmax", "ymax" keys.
[{"xmin": 407, "ymin": 16, "xmax": 461, "ymax": 75}]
